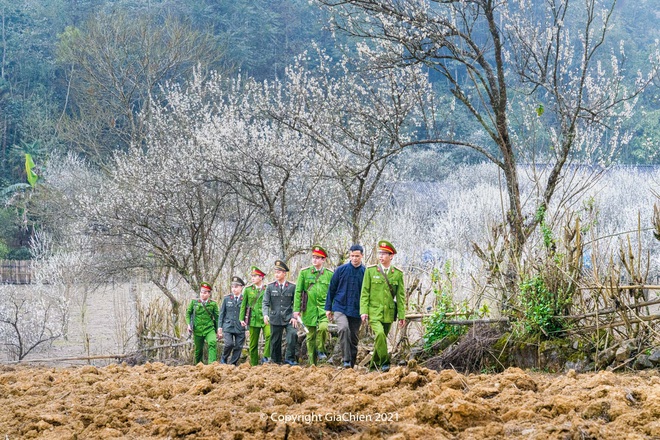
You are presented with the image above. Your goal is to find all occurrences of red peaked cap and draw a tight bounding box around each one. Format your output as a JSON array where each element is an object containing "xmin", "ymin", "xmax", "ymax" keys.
[
  {"xmin": 378, "ymin": 240, "xmax": 397, "ymax": 254},
  {"xmin": 251, "ymin": 266, "xmax": 266, "ymax": 277},
  {"xmin": 311, "ymin": 245, "xmax": 328, "ymax": 258}
]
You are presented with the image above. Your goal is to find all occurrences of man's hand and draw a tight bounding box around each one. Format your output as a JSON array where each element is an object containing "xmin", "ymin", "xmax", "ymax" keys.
[
  {"xmin": 291, "ymin": 317, "xmax": 298, "ymax": 328},
  {"xmin": 263, "ymin": 316, "xmax": 269, "ymax": 325},
  {"xmin": 325, "ymin": 311, "xmax": 333, "ymax": 322},
  {"xmin": 187, "ymin": 324, "xmax": 192, "ymax": 334},
  {"xmin": 398, "ymin": 319, "xmax": 406, "ymax": 328},
  {"xmin": 217, "ymin": 328, "xmax": 223, "ymax": 339},
  {"xmin": 361, "ymin": 314, "xmax": 368, "ymax": 323},
  {"xmin": 240, "ymin": 320, "xmax": 247, "ymax": 327},
  {"xmin": 293, "ymin": 312, "xmax": 300, "ymax": 319}
]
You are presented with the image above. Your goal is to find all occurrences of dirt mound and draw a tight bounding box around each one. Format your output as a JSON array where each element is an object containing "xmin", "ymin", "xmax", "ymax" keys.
[{"xmin": 1, "ymin": 362, "xmax": 659, "ymax": 439}]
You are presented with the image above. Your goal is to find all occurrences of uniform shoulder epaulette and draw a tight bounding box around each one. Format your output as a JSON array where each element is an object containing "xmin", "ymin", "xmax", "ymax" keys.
[
  {"xmin": 300, "ymin": 265, "xmax": 312, "ymax": 272},
  {"xmin": 392, "ymin": 265, "xmax": 403, "ymax": 273},
  {"xmin": 367, "ymin": 264, "xmax": 378, "ymax": 268},
  {"xmin": 268, "ymin": 280, "xmax": 278, "ymax": 285},
  {"xmin": 245, "ymin": 283, "xmax": 256, "ymax": 288},
  {"xmin": 325, "ymin": 268, "xmax": 334, "ymax": 273}
]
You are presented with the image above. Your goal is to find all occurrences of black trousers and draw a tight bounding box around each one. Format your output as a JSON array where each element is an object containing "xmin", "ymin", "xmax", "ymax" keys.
[
  {"xmin": 270, "ymin": 323, "xmax": 297, "ymax": 363},
  {"xmin": 221, "ymin": 331, "xmax": 246, "ymax": 365}
]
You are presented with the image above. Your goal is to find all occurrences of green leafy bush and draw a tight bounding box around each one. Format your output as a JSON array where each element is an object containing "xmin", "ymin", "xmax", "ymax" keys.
[
  {"xmin": 423, "ymin": 291, "xmax": 467, "ymax": 349},
  {"xmin": 423, "ymin": 262, "xmax": 488, "ymax": 349},
  {"xmin": 519, "ymin": 275, "xmax": 567, "ymax": 336}
]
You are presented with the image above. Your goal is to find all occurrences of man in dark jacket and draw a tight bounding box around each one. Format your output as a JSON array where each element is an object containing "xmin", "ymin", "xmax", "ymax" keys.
[
  {"xmin": 219, "ymin": 276, "xmax": 247, "ymax": 365},
  {"xmin": 262, "ymin": 260, "xmax": 298, "ymax": 365},
  {"xmin": 325, "ymin": 244, "xmax": 365, "ymax": 368}
]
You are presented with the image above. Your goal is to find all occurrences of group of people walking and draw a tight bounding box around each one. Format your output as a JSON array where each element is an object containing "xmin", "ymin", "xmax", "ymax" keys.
[{"xmin": 185, "ymin": 241, "xmax": 406, "ymax": 372}]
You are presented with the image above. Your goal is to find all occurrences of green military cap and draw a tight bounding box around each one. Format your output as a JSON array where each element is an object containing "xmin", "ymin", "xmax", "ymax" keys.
[
  {"xmin": 311, "ymin": 245, "xmax": 328, "ymax": 259},
  {"xmin": 274, "ymin": 260, "xmax": 289, "ymax": 272},
  {"xmin": 231, "ymin": 276, "xmax": 245, "ymax": 286},
  {"xmin": 377, "ymin": 240, "xmax": 397, "ymax": 254},
  {"xmin": 200, "ymin": 282, "xmax": 212, "ymax": 291},
  {"xmin": 251, "ymin": 266, "xmax": 266, "ymax": 277}
]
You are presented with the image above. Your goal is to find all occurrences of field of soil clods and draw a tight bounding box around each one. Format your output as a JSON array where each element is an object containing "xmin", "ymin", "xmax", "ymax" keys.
[{"xmin": 1, "ymin": 362, "xmax": 659, "ymax": 439}]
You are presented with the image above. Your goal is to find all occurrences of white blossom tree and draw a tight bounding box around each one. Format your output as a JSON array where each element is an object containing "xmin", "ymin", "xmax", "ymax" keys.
[
  {"xmin": 208, "ymin": 109, "xmax": 330, "ymax": 261},
  {"xmin": 0, "ymin": 283, "xmax": 63, "ymax": 360},
  {"xmin": 149, "ymin": 73, "xmax": 334, "ymax": 261},
  {"xmin": 44, "ymin": 81, "xmax": 259, "ymax": 331},
  {"xmin": 318, "ymin": 0, "xmax": 659, "ymax": 282},
  {"xmin": 259, "ymin": 49, "xmax": 431, "ymax": 244}
]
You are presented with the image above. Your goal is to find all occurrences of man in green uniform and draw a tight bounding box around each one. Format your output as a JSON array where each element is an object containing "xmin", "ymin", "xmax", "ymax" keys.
[
  {"xmin": 240, "ymin": 266, "xmax": 271, "ymax": 365},
  {"xmin": 219, "ymin": 276, "xmax": 247, "ymax": 365},
  {"xmin": 360, "ymin": 241, "xmax": 406, "ymax": 372},
  {"xmin": 186, "ymin": 282, "xmax": 220, "ymax": 364},
  {"xmin": 293, "ymin": 245, "xmax": 333, "ymax": 365},
  {"xmin": 262, "ymin": 260, "xmax": 298, "ymax": 365}
]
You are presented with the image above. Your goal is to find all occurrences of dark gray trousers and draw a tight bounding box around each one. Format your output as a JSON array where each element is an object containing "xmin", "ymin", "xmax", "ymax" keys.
[
  {"xmin": 335, "ymin": 312, "xmax": 361, "ymax": 367},
  {"xmin": 221, "ymin": 331, "xmax": 246, "ymax": 365},
  {"xmin": 270, "ymin": 323, "xmax": 297, "ymax": 364}
]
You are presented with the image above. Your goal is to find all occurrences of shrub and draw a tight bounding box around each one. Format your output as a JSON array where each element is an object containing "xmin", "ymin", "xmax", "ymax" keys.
[
  {"xmin": 423, "ymin": 262, "xmax": 487, "ymax": 349},
  {"xmin": 519, "ymin": 275, "xmax": 567, "ymax": 337}
]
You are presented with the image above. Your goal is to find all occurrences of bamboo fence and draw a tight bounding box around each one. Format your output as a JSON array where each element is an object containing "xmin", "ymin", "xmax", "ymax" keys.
[{"xmin": 0, "ymin": 260, "xmax": 32, "ymax": 284}]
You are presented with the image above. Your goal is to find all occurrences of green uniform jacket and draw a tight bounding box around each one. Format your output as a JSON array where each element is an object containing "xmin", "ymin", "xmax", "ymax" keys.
[
  {"xmin": 360, "ymin": 265, "xmax": 405, "ymax": 323},
  {"xmin": 240, "ymin": 284, "xmax": 268, "ymax": 327},
  {"xmin": 185, "ymin": 299, "xmax": 219, "ymax": 336},
  {"xmin": 294, "ymin": 266, "xmax": 333, "ymax": 327}
]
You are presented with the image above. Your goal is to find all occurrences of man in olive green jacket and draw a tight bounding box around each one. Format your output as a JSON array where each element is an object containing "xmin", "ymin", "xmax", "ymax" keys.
[
  {"xmin": 360, "ymin": 240, "xmax": 406, "ymax": 372},
  {"xmin": 293, "ymin": 245, "xmax": 333, "ymax": 365},
  {"xmin": 239, "ymin": 266, "xmax": 271, "ymax": 366},
  {"xmin": 186, "ymin": 282, "xmax": 220, "ymax": 364}
]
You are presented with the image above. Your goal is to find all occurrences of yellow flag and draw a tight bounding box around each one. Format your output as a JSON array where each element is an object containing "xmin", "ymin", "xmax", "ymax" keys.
[{"xmin": 25, "ymin": 153, "xmax": 38, "ymax": 187}]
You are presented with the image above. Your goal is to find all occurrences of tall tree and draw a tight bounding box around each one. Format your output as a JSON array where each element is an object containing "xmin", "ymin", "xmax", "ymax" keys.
[
  {"xmin": 260, "ymin": 50, "xmax": 429, "ymax": 243},
  {"xmin": 56, "ymin": 10, "xmax": 224, "ymax": 166},
  {"xmin": 174, "ymin": 75, "xmax": 334, "ymax": 260},
  {"xmin": 45, "ymin": 110, "xmax": 258, "ymax": 334},
  {"xmin": 319, "ymin": 0, "xmax": 659, "ymax": 288}
]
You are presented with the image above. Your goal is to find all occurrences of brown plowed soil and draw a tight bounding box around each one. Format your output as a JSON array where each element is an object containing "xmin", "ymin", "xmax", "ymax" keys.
[{"xmin": 1, "ymin": 363, "xmax": 659, "ymax": 439}]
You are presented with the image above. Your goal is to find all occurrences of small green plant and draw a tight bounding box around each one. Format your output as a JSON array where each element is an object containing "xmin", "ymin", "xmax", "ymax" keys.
[
  {"xmin": 423, "ymin": 262, "xmax": 486, "ymax": 350},
  {"xmin": 519, "ymin": 275, "xmax": 566, "ymax": 336},
  {"xmin": 423, "ymin": 291, "xmax": 466, "ymax": 349},
  {"xmin": 535, "ymin": 205, "xmax": 556, "ymax": 251}
]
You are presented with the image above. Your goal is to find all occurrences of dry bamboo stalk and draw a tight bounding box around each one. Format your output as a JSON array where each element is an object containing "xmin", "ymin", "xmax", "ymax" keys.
[
  {"xmin": 559, "ymin": 297, "xmax": 660, "ymax": 321},
  {"xmin": 442, "ymin": 318, "xmax": 509, "ymax": 325},
  {"xmin": 8, "ymin": 341, "xmax": 192, "ymax": 364},
  {"xmin": 8, "ymin": 354, "xmax": 129, "ymax": 364},
  {"xmin": 578, "ymin": 285, "xmax": 660, "ymax": 290},
  {"xmin": 569, "ymin": 314, "xmax": 660, "ymax": 333}
]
